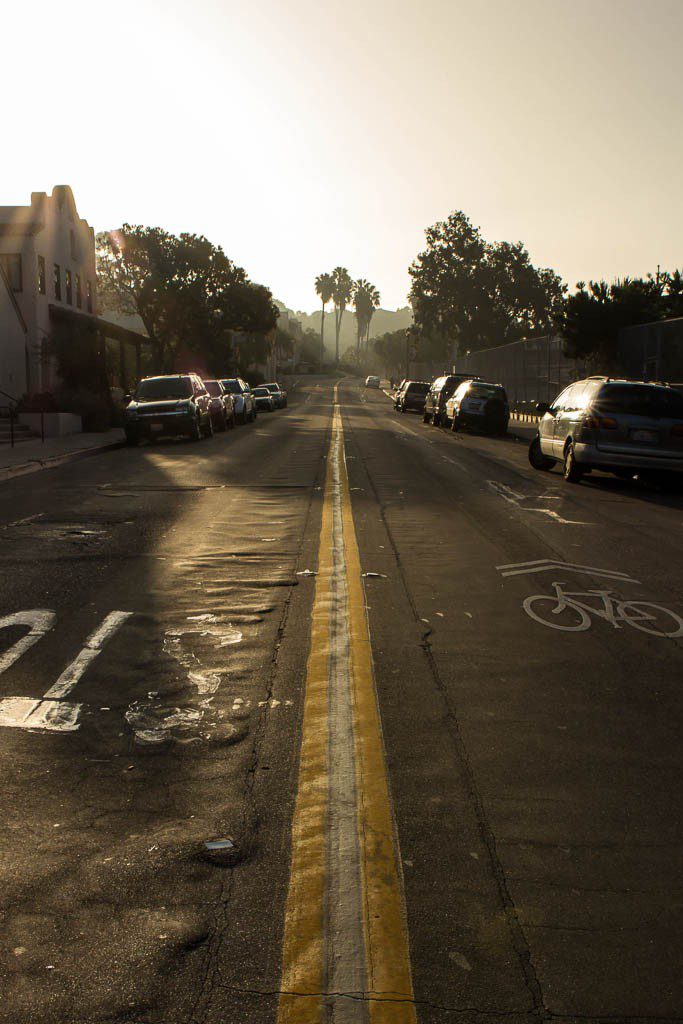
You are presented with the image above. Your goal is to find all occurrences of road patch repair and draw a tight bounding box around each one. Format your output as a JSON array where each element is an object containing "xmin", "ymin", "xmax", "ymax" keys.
[{"xmin": 278, "ymin": 392, "xmax": 416, "ymax": 1023}]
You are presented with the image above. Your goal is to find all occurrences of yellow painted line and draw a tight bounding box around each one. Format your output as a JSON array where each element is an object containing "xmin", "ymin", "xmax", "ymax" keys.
[
  {"xmin": 277, "ymin": 448, "xmax": 334, "ymax": 1024},
  {"xmin": 278, "ymin": 389, "xmax": 416, "ymax": 1022},
  {"xmin": 338, "ymin": 408, "xmax": 416, "ymax": 1021}
]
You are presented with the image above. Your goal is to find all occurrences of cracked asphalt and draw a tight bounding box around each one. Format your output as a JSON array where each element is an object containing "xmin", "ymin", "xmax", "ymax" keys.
[{"xmin": 1, "ymin": 377, "xmax": 682, "ymax": 1023}]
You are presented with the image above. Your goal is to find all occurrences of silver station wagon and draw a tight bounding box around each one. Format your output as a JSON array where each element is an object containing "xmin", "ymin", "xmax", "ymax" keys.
[{"xmin": 529, "ymin": 377, "xmax": 683, "ymax": 485}]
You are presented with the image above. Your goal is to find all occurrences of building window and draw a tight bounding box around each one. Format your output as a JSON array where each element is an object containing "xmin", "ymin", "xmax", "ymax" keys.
[
  {"xmin": 75, "ymin": 273, "xmax": 82, "ymax": 308},
  {"xmin": 38, "ymin": 255, "xmax": 46, "ymax": 295},
  {"xmin": 86, "ymin": 280, "xmax": 93, "ymax": 313},
  {"xmin": 54, "ymin": 263, "xmax": 62, "ymax": 301},
  {"xmin": 65, "ymin": 269, "xmax": 72, "ymax": 305},
  {"xmin": 0, "ymin": 253, "xmax": 23, "ymax": 292}
]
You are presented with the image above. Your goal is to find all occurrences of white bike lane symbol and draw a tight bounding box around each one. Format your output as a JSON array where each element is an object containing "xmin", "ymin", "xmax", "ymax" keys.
[{"xmin": 523, "ymin": 582, "xmax": 683, "ymax": 638}]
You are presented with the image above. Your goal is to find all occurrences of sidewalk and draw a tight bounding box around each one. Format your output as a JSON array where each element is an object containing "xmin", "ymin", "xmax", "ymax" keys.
[{"xmin": 0, "ymin": 429, "xmax": 126, "ymax": 483}]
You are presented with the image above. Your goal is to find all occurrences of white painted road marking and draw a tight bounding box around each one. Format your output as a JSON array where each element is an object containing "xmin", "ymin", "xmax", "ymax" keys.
[
  {"xmin": 488, "ymin": 480, "xmax": 591, "ymax": 524},
  {"xmin": 497, "ymin": 559, "xmax": 639, "ymax": 583},
  {"xmin": 0, "ymin": 610, "xmax": 133, "ymax": 731},
  {"xmin": 45, "ymin": 611, "xmax": 133, "ymax": 699},
  {"xmin": 523, "ymin": 583, "xmax": 683, "ymax": 637},
  {"xmin": 0, "ymin": 610, "xmax": 56, "ymax": 675}
]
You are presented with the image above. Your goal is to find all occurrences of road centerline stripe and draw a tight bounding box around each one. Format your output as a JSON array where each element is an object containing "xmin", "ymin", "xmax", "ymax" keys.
[{"xmin": 278, "ymin": 390, "xmax": 416, "ymax": 1024}]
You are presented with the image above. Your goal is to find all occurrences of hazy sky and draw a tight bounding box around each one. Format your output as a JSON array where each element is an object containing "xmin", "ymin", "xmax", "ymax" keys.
[{"xmin": 5, "ymin": 0, "xmax": 682, "ymax": 312}]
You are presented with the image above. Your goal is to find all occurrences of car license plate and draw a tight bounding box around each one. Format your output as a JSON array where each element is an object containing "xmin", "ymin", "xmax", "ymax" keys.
[
  {"xmin": 630, "ymin": 428, "xmax": 659, "ymax": 444},
  {"xmin": 150, "ymin": 422, "xmax": 164, "ymax": 433}
]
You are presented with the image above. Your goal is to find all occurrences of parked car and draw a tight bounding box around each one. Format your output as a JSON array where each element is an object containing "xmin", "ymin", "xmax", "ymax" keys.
[
  {"xmin": 423, "ymin": 374, "xmax": 481, "ymax": 425},
  {"xmin": 204, "ymin": 379, "xmax": 236, "ymax": 431},
  {"xmin": 219, "ymin": 378, "xmax": 257, "ymax": 424},
  {"xmin": 252, "ymin": 386, "xmax": 276, "ymax": 411},
  {"xmin": 264, "ymin": 382, "xmax": 288, "ymax": 408},
  {"xmin": 365, "ymin": 375, "xmax": 381, "ymax": 388},
  {"xmin": 124, "ymin": 374, "xmax": 213, "ymax": 444},
  {"xmin": 445, "ymin": 380, "xmax": 509, "ymax": 434},
  {"xmin": 395, "ymin": 380, "xmax": 430, "ymax": 413},
  {"xmin": 528, "ymin": 377, "xmax": 683, "ymax": 484}
]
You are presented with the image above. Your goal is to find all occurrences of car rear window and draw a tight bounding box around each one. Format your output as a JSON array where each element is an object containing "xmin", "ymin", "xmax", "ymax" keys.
[
  {"xmin": 594, "ymin": 384, "xmax": 683, "ymax": 418},
  {"xmin": 220, "ymin": 380, "xmax": 240, "ymax": 394},
  {"xmin": 136, "ymin": 377, "xmax": 192, "ymax": 400},
  {"xmin": 204, "ymin": 381, "xmax": 221, "ymax": 396},
  {"xmin": 469, "ymin": 384, "xmax": 506, "ymax": 400},
  {"xmin": 253, "ymin": 387, "xmax": 269, "ymax": 396},
  {"xmin": 407, "ymin": 382, "xmax": 430, "ymax": 394}
]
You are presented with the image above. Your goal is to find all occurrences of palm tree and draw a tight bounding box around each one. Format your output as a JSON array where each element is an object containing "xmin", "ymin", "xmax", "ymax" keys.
[
  {"xmin": 353, "ymin": 278, "xmax": 381, "ymax": 354},
  {"xmin": 332, "ymin": 267, "xmax": 353, "ymax": 363},
  {"xmin": 315, "ymin": 272, "xmax": 334, "ymax": 370}
]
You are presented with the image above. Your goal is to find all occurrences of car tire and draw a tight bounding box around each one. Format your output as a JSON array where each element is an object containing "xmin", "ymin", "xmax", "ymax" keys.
[
  {"xmin": 218, "ymin": 412, "xmax": 228, "ymax": 432},
  {"xmin": 189, "ymin": 416, "xmax": 202, "ymax": 442},
  {"xmin": 202, "ymin": 414, "xmax": 214, "ymax": 439},
  {"xmin": 528, "ymin": 435, "xmax": 555, "ymax": 471},
  {"xmin": 433, "ymin": 412, "xmax": 441, "ymax": 427},
  {"xmin": 450, "ymin": 414, "xmax": 459, "ymax": 432},
  {"xmin": 422, "ymin": 410, "xmax": 430, "ymax": 423},
  {"xmin": 563, "ymin": 441, "xmax": 583, "ymax": 483}
]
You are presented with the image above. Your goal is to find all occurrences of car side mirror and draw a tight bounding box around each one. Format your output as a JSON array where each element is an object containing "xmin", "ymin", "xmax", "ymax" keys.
[{"xmin": 536, "ymin": 402, "xmax": 550, "ymax": 415}]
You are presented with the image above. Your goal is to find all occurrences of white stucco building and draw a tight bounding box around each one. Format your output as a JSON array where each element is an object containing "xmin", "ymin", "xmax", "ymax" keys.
[{"xmin": 0, "ymin": 185, "xmax": 97, "ymax": 395}]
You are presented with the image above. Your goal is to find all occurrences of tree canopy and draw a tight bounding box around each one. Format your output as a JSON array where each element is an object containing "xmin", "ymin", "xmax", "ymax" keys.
[
  {"xmin": 559, "ymin": 271, "xmax": 683, "ymax": 365},
  {"xmin": 409, "ymin": 211, "xmax": 566, "ymax": 357},
  {"xmin": 97, "ymin": 225, "xmax": 278, "ymax": 375}
]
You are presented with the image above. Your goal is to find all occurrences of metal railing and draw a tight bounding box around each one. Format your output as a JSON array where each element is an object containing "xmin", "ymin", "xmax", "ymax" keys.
[{"xmin": 0, "ymin": 389, "xmax": 45, "ymax": 448}]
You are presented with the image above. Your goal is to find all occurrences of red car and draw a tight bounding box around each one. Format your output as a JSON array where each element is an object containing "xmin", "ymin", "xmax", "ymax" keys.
[{"xmin": 203, "ymin": 379, "xmax": 236, "ymax": 431}]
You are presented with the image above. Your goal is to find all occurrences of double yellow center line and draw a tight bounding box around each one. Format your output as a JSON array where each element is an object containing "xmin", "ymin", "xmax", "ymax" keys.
[{"xmin": 278, "ymin": 397, "xmax": 416, "ymax": 1023}]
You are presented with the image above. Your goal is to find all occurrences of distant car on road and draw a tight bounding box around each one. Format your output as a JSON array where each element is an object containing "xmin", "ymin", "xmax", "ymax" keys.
[
  {"xmin": 529, "ymin": 377, "xmax": 683, "ymax": 485},
  {"xmin": 445, "ymin": 380, "xmax": 509, "ymax": 435},
  {"xmin": 252, "ymin": 386, "xmax": 276, "ymax": 411},
  {"xmin": 264, "ymin": 382, "xmax": 288, "ymax": 408},
  {"xmin": 219, "ymin": 378, "xmax": 257, "ymax": 424},
  {"xmin": 423, "ymin": 374, "xmax": 482, "ymax": 426},
  {"xmin": 124, "ymin": 373, "xmax": 213, "ymax": 444},
  {"xmin": 365, "ymin": 375, "xmax": 381, "ymax": 388},
  {"xmin": 395, "ymin": 380, "xmax": 430, "ymax": 414},
  {"xmin": 203, "ymin": 379, "xmax": 236, "ymax": 431}
]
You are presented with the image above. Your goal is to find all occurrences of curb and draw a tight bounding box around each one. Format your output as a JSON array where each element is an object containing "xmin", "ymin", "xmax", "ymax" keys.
[{"xmin": 0, "ymin": 439, "xmax": 125, "ymax": 484}]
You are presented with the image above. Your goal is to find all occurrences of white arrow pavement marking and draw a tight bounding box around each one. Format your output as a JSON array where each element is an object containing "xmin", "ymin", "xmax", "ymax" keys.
[{"xmin": 496, "ymin": 559, "xmax": 640, "ymax": 584}]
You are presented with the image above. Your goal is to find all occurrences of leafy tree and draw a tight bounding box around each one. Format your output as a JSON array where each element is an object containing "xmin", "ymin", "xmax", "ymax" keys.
[
  {"xmin": 353, "ymin": 279, "xmax": 381, "ymax": 354},
  {"xmin": 409, "ymin": 211, "xmax": 565, "ymax": 357},
  {"xmin": 315, "ymin": 272, "xmax": 334, "ymax": 366},
  {"xmin": 97, "ymin": 225, "xmax": 278, "ymax": 375},
  {"xmin": 558, "ymin": 273, "xmax": 670, "ymax": 367},
  {"xmin": 373, "ymin": 329, "xmax": 408, "ymax": 378},
  {"xmin": 331, "ymin": 266, "xmax": 354, "ymax": 363}
]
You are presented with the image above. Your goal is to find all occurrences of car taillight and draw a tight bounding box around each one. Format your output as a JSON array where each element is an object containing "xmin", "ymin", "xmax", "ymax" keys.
[
  {"xmin": 671, "ymin": 424, "xmax": 683, "ymax": 437},
  {"xmin": 583, "ymin": 415, "xmax": 617, "ymax": 429}
]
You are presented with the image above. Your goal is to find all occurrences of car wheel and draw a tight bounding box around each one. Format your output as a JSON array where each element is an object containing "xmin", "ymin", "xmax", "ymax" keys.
[
  {"xmin": 202, "ymin": 414, "xmax": 214, "ymax": 439},
  {"xmin": 450, "ymin": 414, "xmax": 459, "ymax": 432},
  {"xmin": 218, "ymin": 412, "xmax": 228, "ymax": 432},
  {"xmin": 422, "ymin": 409, "xmax": 430, "ymax": 423},
  {"xmin": 563, "ymin": 441, "xmax": 583, "ymax": 483},
  {"xmin": 189, "ymin": 415, "xmax": 202, "ymax": 442},
  {"xmin": 432, "ymin": 411, "xmax": 441, "ymax": 427},
  {"xmin": 528, "ymin": 435, "xmax": 555, "ymax": 471},
  {"xmin": 230, "ymin": 411, "xmax": 237, "ymax": 429}
]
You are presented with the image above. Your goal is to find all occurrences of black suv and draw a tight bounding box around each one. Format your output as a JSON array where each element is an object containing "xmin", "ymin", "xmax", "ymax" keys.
[
  {"xmin": 423, "ymin": 374, "xmax": 481, "ymax": 426},
  {"xmin": 124, "ymin": 374, "xmax": 213, "ymax": 444}
]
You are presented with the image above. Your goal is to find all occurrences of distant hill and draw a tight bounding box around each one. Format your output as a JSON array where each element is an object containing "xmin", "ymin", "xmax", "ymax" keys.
[{"xmin": 277, "ymin": 302, "xmax": 413, "ymax": 357}]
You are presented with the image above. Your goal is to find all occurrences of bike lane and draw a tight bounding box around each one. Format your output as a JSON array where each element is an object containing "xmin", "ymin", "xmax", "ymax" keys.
[{"xmin": 340, "ymin": 380, "xmax": 683, "ymax": 1021}]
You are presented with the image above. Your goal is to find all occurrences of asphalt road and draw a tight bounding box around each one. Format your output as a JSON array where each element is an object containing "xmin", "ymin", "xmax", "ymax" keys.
[{"xmin": 1, "ymin": 378, "xmax": 682, "ymax": 1024}]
